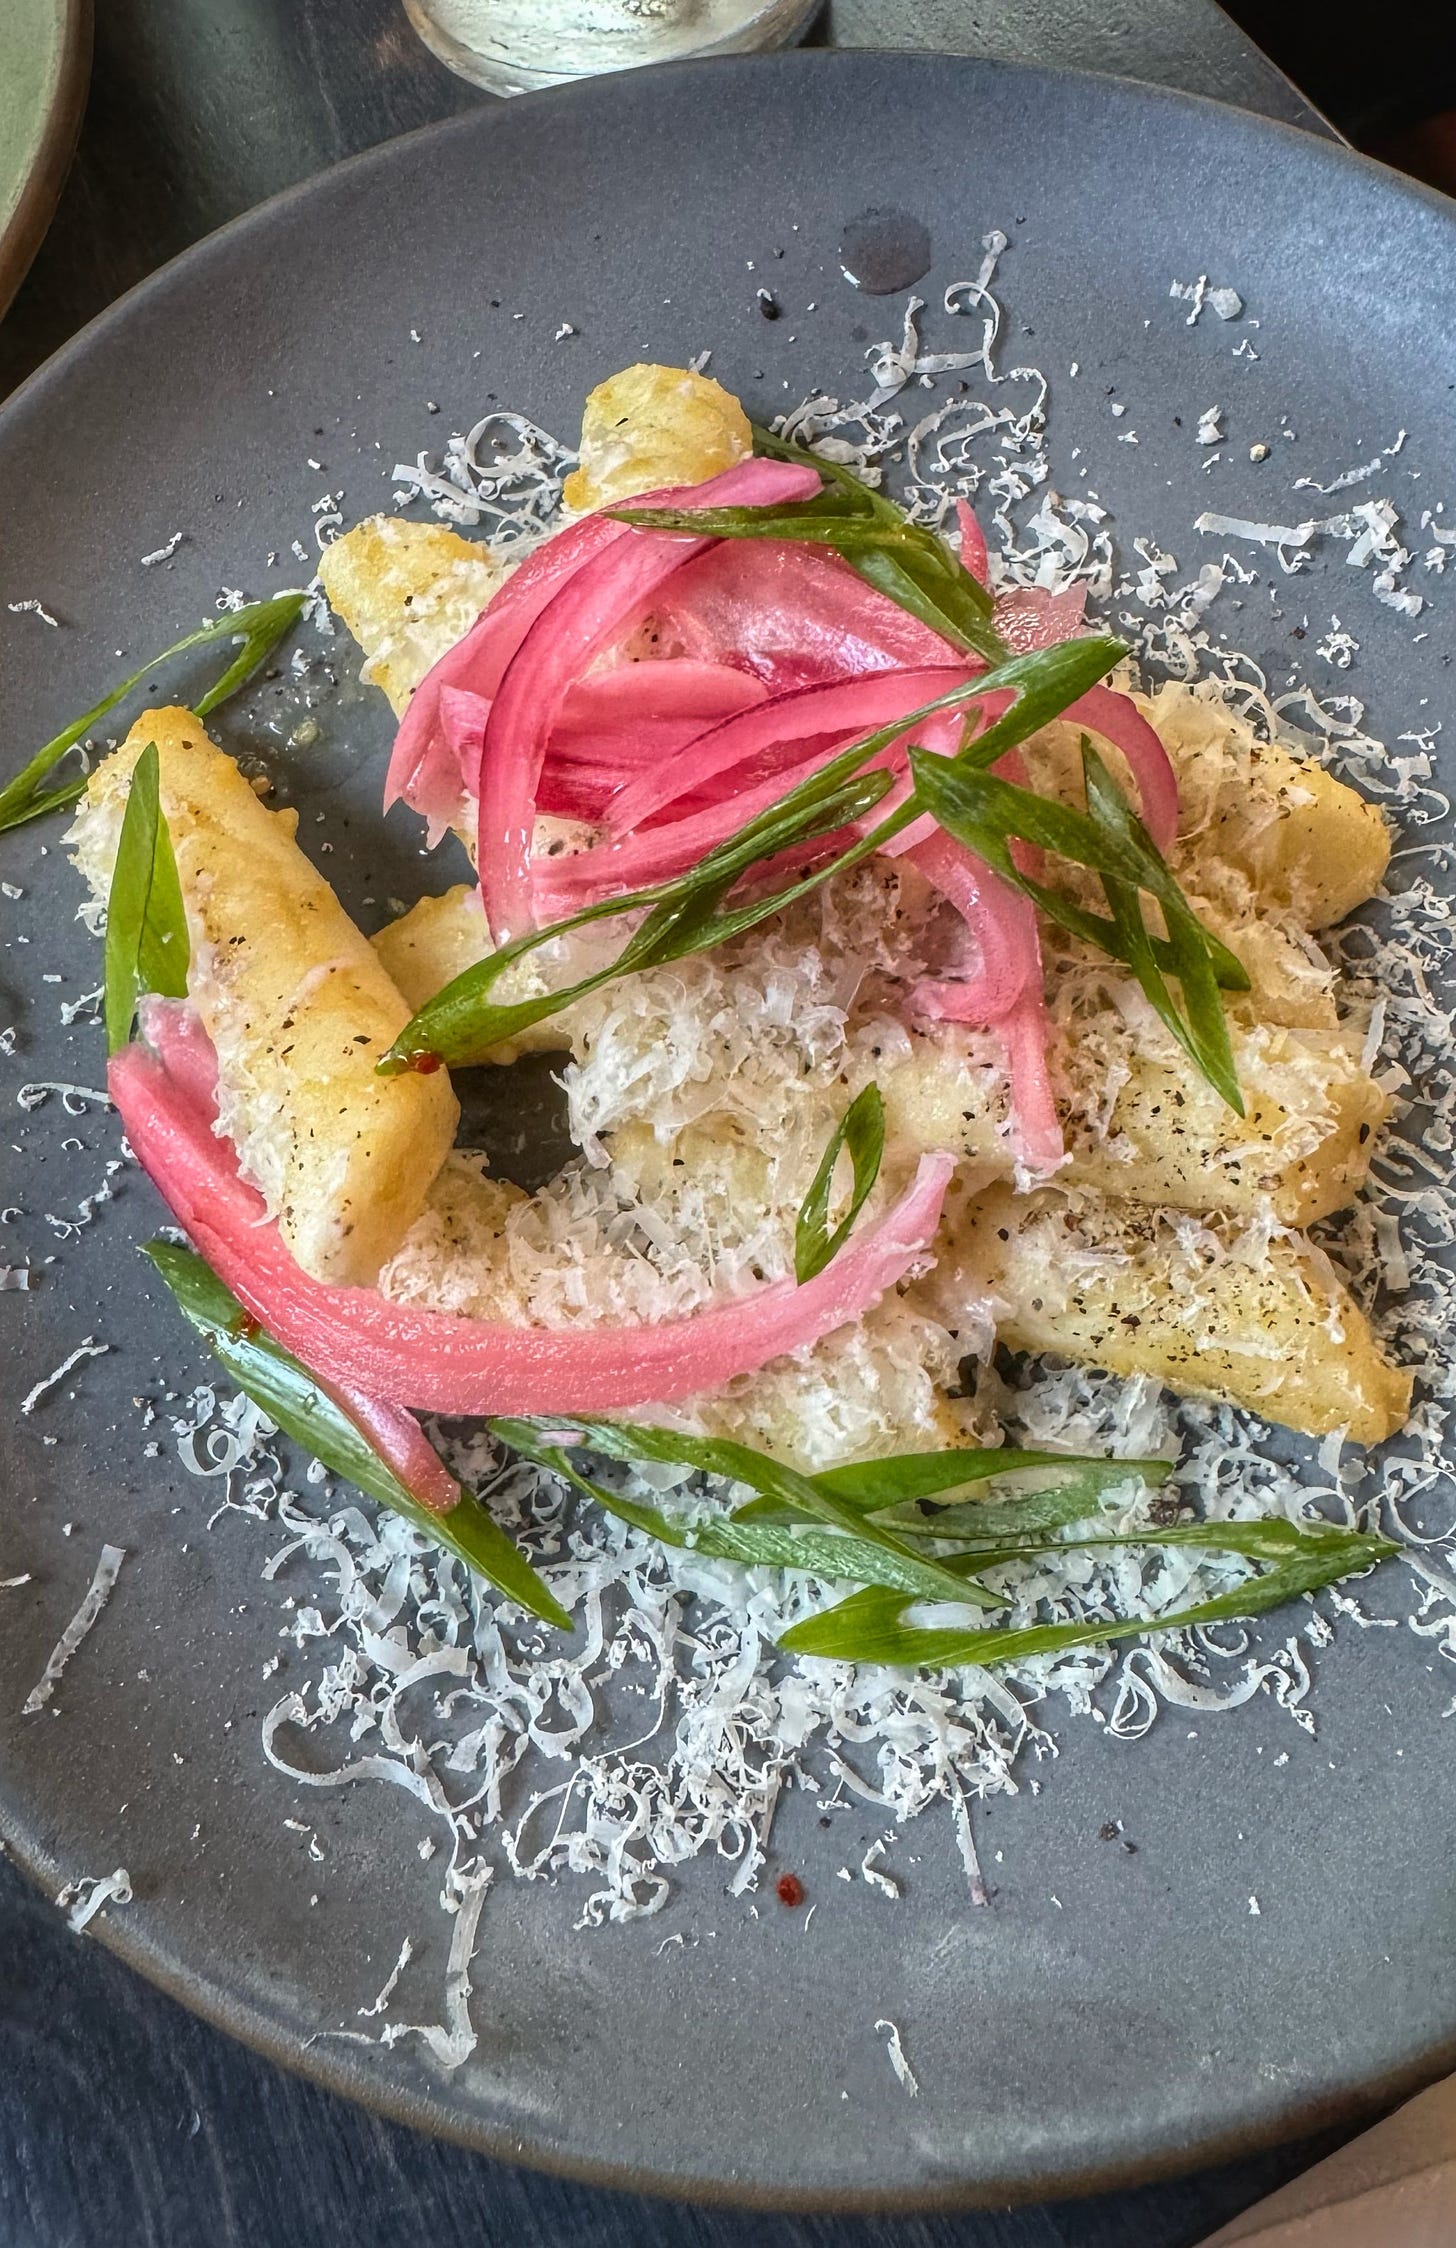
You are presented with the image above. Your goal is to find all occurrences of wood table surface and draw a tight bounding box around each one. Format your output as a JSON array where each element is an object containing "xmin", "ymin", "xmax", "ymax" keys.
[{"xmin": 0, "ymin": 6, "xmax": 1352, "ymax": 2244}]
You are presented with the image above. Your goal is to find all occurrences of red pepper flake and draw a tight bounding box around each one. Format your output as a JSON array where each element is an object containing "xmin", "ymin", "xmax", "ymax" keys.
[
  {"xmin": 407, "ymin": 1049, "xmax": 444, "ymax": 1075},
  {"xmin": 232, "ymin": 1314, "xmax": 260, "ymax": 1341},
  {"xmin": 775, "ymin": 1872, "xmax": 805, "ymax": 1908}
]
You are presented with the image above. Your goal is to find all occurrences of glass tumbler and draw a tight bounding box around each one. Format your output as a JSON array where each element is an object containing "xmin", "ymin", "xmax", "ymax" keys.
[{"xmin": 403, "ymin": 0, "xmax": 821, "ymax": 97}]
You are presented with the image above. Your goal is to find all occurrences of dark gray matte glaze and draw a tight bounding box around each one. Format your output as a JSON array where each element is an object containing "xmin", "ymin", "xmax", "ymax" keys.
[{"xmin": 0, "ymin": 54, "xmax": 1454, "ymax": 2209}]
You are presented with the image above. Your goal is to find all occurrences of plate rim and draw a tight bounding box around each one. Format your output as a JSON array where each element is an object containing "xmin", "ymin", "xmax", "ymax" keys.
[
  {"xmin": 3, "ymin": 47, "xmax": 1456, "ymax": 2209},
  {"xmin": 0, "ymin": 0, "xmax": 92, "ymax": 325},
  {"xmin": 4, "ymin": 42, "xmax": 1455, "ymax": 435}
]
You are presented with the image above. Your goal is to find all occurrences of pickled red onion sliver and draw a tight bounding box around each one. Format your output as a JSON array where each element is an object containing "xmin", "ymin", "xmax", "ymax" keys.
[
  {"xmin": 531, "ymin": 748, "xmax": 876, "ymax": 918},
  {"xmin": 903, "ymin": 829, "xmax": 1042, "ymax": 1027},
  {"xmin": 955, "ymin": 498, "xmax": 989, "ymax": 588},
  {"xmin": 867, "ymin": 680, "xmax": 1176, "ymax": 857},
  {"xmin": 438, "ymin": 685, "xmax": 489, "ymax": 811},
  {"xmin": 137, "ymin": 993, "xmax": 219, "ymax": 1111},
  {"xmin": 994, "ymin": 581, "xmax": 1087, "ymax": 653},
  {"xmin": 113, "ymin": 1015, "xmax": 954, "ymax": 1416},
  {"xmin": 476, "ymin": 457, "xmax": 822, "ymax": 940},
  {"xmin": 625, "ymin": 539, "xmax": 960, "ymax": 692},
  {"xmin": 602, "ymin": 666, "xmax": 976, "ymax": 840},
  {"xmin": 432, "ymin": 665, "xmax": 773, "ymax": 827},
  {"xmin": 135, "ymin": 1000, "xmax": 460, "ymax": 1516},
  {"xmin": 320, "ymin": 1383, "xmax": 461, "ymax": 1514},
  {"xmin": 386, "ymin": 457, "xmax": 817, "ymax": 833},
  {"xmin": 558, "ymin": 659, "xmax": 769, "ymax": 737},
  {"xmin": 1067, "ymin": 683, "xmax": 1178, "ymax": 854},
  {"xmin": 540, "ymin": 662, "xmax": 769, "ymax": 810},
  {"xmin": 998, "ymin": 985, "xmax": 1065, "ymax": 1172},
  {"xmin": 385, "ymin": 510, "xmax": 628, "ymax": 831}
]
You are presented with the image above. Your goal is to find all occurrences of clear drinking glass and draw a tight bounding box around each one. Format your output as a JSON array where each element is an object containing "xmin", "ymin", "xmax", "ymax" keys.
[{"xmin": 403, "ymin": 0, "xmax": 821, "ymax": 97}]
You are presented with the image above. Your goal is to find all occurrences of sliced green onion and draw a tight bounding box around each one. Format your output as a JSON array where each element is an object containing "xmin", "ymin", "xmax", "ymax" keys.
[
  {"xmin": 145, "ymin": 1242, "xmax": 570, "ymax": 1628},
  {"xmin": 795, "ymin": 1084, "xmax": 885, "ymax": 1284},
  {"xmin": 779, "ymin": 1521, "xmax": 1397, "ymax": 1667},
  {"xmin": 0, "ymin": 590, "xmax": 306, "ymax": 837},
  {"xmin": 103, "ymin": 743, "xmax": 190, "ymax": 1052}
]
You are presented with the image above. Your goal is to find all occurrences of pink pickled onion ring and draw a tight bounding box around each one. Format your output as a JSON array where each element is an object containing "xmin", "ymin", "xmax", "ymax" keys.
[
  {"xmin": 873, "ymin": 680, "xmax": 1176, "ymax": 856},
  {"xmin": 601, "ymin": 666, "xmax": 976, "ymax": 839},
  {"xmin": 1066, "ymin": 684, "xmax": 1178, "ymax": 855},
  {"xmin": 436, "ymin": 686, "xmax": 490, "ymax": 819},
  {"xmin": 386, "ymin": 513, "xmax": 626, "ymax": 829},
  {"xmin": 426, "ymin": 665, "xmax": 772, "ymax": 830},
  {"xmin": 387, "ymin": 457, "xmax": 817, "ymax": 832},
  {"xmin": 137, "ymin": 993, "xmax": 219, "ymax": 1110},
  {"xmin": 998, "ymin": 986, "xmax": 1064, "ymax": 1172},
  {"xmin": 903, "ymin": 829, "xmax": 1042, "ymax": 1027},
  {"xmin": 113, "ymin": 1014, "xmax": 954, "ymax": 1416},
  {"xmin": 476, "ymin": 457, "xmax": 822, "ymax": 940},
  {"xmin": 136, "ymin": 1000, "xmax": 459, "ymax": 1515},
  {"xmin": 537, "ymin": 662, "xmax": 770, "ymax": 817},
  {"xmin": 531, "ymin": 747, "xmax": 885, "ymax": 918},
  {"xmin": 955, "ymin": 498, "xmax": 989, "ymax": 588},
  {"xmin": 621, "ymin": 539, "xmax": 961, "ymax": 692},
  {"xmin": 321, "ymin": 1383, "xmax": 461, "ymax": 1514},
  {"xmin": 559, "ymin": 659, "xmax": 768, "ymax": 737},
  {"xmin": 993, "ymin": 581, "xmax": 1087, "ymax": 652}
]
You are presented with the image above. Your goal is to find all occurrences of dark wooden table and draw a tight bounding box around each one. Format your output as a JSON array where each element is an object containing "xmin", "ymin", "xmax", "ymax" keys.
[{"xmin": 0, "ymin": 6, "xmax": 1350, "ymax": 2243}]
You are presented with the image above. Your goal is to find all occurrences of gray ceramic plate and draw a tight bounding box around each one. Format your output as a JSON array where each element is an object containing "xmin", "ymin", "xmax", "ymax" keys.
[
  {"xmin": 0, "ymin": 0, "xmax": 89, "ymax": 321},
  {"xmin": 1, "ymin": 52, "xmax": 1455, "ymax": 2211}
]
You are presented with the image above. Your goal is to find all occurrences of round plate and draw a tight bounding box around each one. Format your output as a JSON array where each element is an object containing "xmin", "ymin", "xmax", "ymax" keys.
[
  {"xmin": 0, "ymin": 0, "xmax": 90, "ymax": 321},
  {"xmin": 2, "ymin": 53, "xmax": 1456, "ymax": 2211}
]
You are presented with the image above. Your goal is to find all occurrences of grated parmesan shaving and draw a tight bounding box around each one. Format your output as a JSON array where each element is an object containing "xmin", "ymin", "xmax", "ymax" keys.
[
  {"xmin": 375, "ymin": 1866, "xmax": 492, "ymax": 2070},
  {"xmin": 57, "ymin": 1866, "xmax": 132, "ymax": 1930},
  {"xmin": 140, "ymin": 533, "xmax": 185, "ymax": 566},
  {"xmin": 20, "ymin": 1338, "xmax": 110, "ymax": 1415},
  {"xmin": 23, "ymin": 1546, "xmax": 125, "ymax": 1713},
  {"xmin": 861, "ymin": 1839, "xmax": 901, "ymax": 1899},
  {"xmin": 358, "ymin": 1935, "xmax": 414, "ymax": 2018},
  {"xmin": 16, "ymin": 1080, "xmax": 111, "ymax": 1114},
  {"xmin": 875, "ymin": 2017, "xmax": 919, "ymax": 2095}
]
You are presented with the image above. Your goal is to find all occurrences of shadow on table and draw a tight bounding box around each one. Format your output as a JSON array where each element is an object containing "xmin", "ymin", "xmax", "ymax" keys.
[{"xmin": 0, "ymin": 1856, "xmax": 1351, "ymax": 2248}]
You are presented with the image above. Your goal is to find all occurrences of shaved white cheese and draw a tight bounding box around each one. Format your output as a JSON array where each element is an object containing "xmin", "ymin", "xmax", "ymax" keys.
[
  {"xmin": 1194, "ymin": 511, "xmax": 1316, "ymax": 569},
  {"xmin": 16, "ymin": 1081, "xmax": 111, "ymax": 1114},
  {"xmin": 1170, "ymin": 275, "xmax": 1209, "ymax": 325},
  {"xmin": 392, "ymin": 411, "xmax": 574, "ymax": 551},
  {"xmin": 875, "ymin": 2017, "xmax": 919, "ymax": 2095},
  {"xmin": 357, "ymin": 1935, "xmax": 414, "ymax": 2018},
  {"xmin": 378, "ymin": 1865, "xmax": 492, "ymax": 2071},
  {"xmin": 58, "ymin": 985, "xmax": 104, "ymax": 1026},
  {"xmin": 939, "ymin": 230, "xmax": 1010, "ymax": 377},
  {"xmin": 861, "ymin": 1840, "xmax": 901, "ymax": 1899},
  {"xmin": 21, "ymin": 1339, "xmax": 110, "ymax": 1415},
  {"xmin": 1195, "ymin": 497, "xmax": 1427, "ymax": 615},
  {"xmin": 1316, "ymin": 617, "xmax": 1359, "ymax": 669},
  {"xmin": 57, "ymin": 1866, "xmax": 132, "ymax": 1930},
  {"xmin": 140, "ymin": 533, "xmax": 185, "ymax": 566},
  {"xmin": 23, "ymin": 1546, "xmax": 125, "ymax": 1713},
  {"xmin": 1170, "ymin": 278, "xmax": 1243, "ymax": 325}
]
